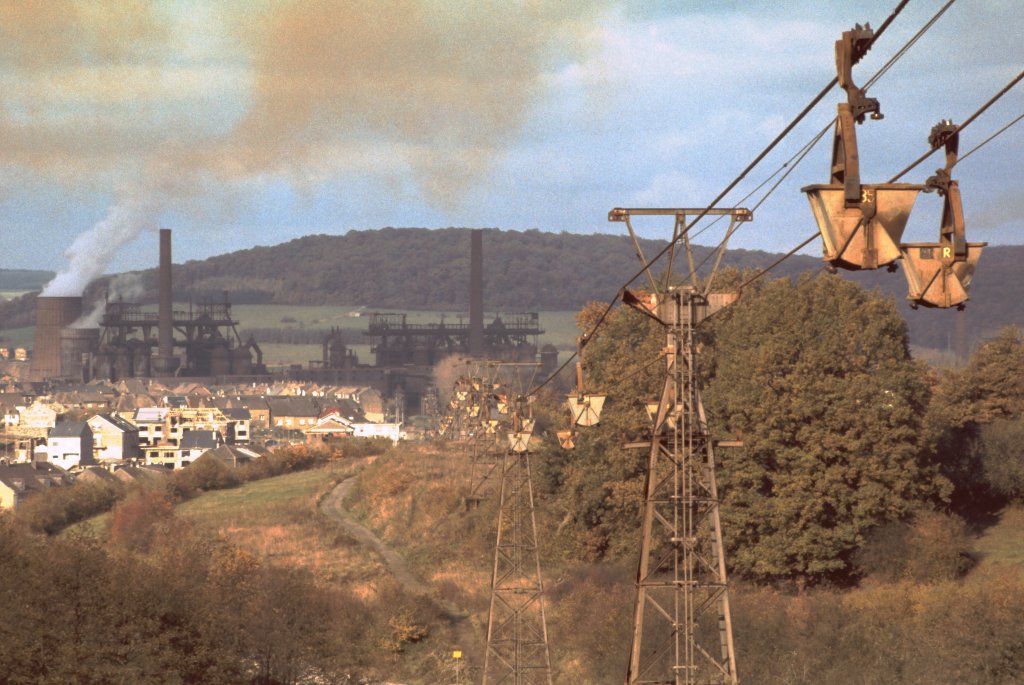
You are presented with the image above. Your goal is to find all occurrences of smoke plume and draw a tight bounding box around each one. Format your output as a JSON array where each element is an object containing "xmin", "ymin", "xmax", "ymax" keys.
[
  {"xmin": 74, "ymin": 272, "xmax": 145, "ymax": 329},
  {"xmin": 4, "ymin": 1, "xmax": 606, "ymax": 296}
]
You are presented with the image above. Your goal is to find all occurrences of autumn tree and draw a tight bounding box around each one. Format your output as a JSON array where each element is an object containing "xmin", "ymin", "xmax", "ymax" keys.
[
  {"xmin": 925, "ymin": 326, "xmax": 1024, "ymax": 511},
  {"xmin": 703, "ymin": 274, "xmax": 948, "ymax": 583},
  {"xmin": 979, "ymin": 418, "xmax": 1024, "ymax": 503},
  {"xmin": 108, "ymin": 488, "xmax": 175, "ymax": 552},
  {"xmin": 536, "ymin": 301, "xmax": 663, "ymax": 560}
]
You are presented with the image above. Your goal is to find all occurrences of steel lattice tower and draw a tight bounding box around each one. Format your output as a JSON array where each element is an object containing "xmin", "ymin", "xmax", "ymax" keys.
[
  {"xmin": 609, "ymin": 207, "xmax": 748, "ymax": 685},
  {"xmin": 627, "ymin": 288, "xmax": 736, "ymax": 685},
  {"xmin": 482, "ymin": 405, "xmax": 553, "ymax": 685}
]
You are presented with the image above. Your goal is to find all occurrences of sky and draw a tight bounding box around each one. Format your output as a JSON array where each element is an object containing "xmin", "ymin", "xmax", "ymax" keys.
[{"xmin": 0, "ymin": 0, "xmax": 1021, "ymax": 295}]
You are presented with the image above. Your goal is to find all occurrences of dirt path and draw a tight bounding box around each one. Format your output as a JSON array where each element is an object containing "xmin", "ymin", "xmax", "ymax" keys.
[
  {"xmin": 320, "ymin": 469, "xmax": 482, "ymax": 667},
  {"xmin": 320, "ymin": 473, "xmax": 430, "ymax": 595}
]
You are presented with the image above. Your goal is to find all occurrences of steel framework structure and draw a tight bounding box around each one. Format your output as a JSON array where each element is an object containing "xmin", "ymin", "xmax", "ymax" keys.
[
  {"xmin": 610, "ymin": 208, "xmax": 748, "ymax": 685},
  {"xmin": 482, "ymin": 401, "xmax": 552, "ymax": 685}
]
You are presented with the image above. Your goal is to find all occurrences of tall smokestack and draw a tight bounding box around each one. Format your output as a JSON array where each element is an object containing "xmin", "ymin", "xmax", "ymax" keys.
[
  {"xmin": 152, "ymin": 228, "xmax": 179, "ymax": 375},
  {"xmin": 469, "ymin": 229, "xmax": 484, "ymax": 357},
  {"xmin": 954, "ymin": 308, "xmax": 968, "ymax": 364}
]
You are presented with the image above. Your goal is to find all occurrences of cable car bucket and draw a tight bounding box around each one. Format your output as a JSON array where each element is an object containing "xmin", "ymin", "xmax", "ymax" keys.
[
  {"xmin": 900, "ymin": 243, "xmax": 984, "ymax": 309},
  {"xmin": 802, "ymin": 183, "xmax": 926, "ymax": 270},
  {"xmin": 803, "ymin": 24, "xmax": 928, "ymax": 271},
  {"xmin": 566, "ymin": 335, "xmax": 605, "ymax": 427},
  {"xmin": 898, "ymin": 121, "xmax": 986, "ymax": 309}
]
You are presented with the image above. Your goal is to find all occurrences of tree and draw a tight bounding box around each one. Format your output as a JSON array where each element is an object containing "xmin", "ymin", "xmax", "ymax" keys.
[
  {"xmin": 980, "ymin": 418, "xmax": 1024, "ymax": 502},
  {"xmin": 704, "ymin": 274, "xmax": 948, "ymax": 583},
  {"xmin": 924, "ymin": 326, "xmax": 1024, "ymax": 513},
  {"xmin": 536, "ymin": 301, "xmax": 664, "ymax": 560},
  {"xmin": 108, "ymin": 488, "xmax": 174, "ymax": 552}
]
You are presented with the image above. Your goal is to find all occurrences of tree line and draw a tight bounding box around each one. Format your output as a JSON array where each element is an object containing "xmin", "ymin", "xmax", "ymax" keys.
[{"xmin": 530, "ymin": 272, "xmax": 1024, "ymax": 586}]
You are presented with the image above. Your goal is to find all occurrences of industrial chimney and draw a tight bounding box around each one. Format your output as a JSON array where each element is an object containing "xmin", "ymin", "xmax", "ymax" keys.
[
  {"xmin": 469, "ymin": 229, "xmax": 484, "ymax": 357},
  {"xmin": 151, "ymin": 228, "xmax": 180, "ymax": 375}
]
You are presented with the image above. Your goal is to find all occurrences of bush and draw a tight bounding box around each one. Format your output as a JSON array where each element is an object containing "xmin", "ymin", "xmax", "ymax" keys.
[
  {"xmin": 107, "ymin": 488, "xmax": 175, "ymax": 552},
  {"xmin": 15, "ymin": 480, "xmax": 123, "ymax": 535},
  {"xmin": 166, "ymin": 455, "xmax": 241, "ymax": 500},
  {"xmin": 334, "ymin": 437, "xmax": 393, "ymax": 458},
  {"xmin": 855, "ymin": 510, "xmax": 974, "ymax": 582},
  {"xmin": 980, "ymin": 417, "xmax": 1024, "ymax": 502}
]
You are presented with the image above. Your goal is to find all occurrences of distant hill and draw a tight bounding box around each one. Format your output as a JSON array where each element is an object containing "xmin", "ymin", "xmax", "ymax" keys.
[
  {"xmin": 0, "ymin": 269, "xmax": 53, "ymax": 292},
  {"xmin": 1, "ymin": 228, "xmax": 1020, "ymax": 351}
]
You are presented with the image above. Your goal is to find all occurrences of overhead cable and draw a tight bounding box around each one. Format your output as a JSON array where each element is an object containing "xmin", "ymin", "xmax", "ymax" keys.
[
  {"xmin": 889, "ymin": 69, "xmax": 1024, "ymax": 182},
  {"xmin": 525, "ymin": 0, "xmax": 916, "ymax": 398}
]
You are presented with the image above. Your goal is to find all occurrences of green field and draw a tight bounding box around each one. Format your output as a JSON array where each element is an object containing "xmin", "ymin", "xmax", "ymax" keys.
[
  {"xmin": 0, "ymin": 304, "xmax": 581, "ymax": 367},
  {"xmin": 0, "ymin": 326, "xmax": 33, "ymax": 347},
  {"xmin": 175, "ymin": 462, "xmax": 382, "ymax": 579},
  {"xmin": 176, "ymin": 465, "xmax": 343, "ymax": 525}
]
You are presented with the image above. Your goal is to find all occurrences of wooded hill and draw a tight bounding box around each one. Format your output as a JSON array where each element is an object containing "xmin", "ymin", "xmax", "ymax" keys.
[{"xmin": 2, "ymin": 227, "xmax": 1021, "ymax": 350}]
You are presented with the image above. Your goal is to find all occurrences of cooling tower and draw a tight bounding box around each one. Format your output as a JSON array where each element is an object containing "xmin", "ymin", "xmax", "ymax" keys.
[
  {"xmin": 59, "ymin": 327, "xmax": 99, "ymax": 382},
  {"xmin": 30, "ymin": 296, "xmax": 83, "ymax": 380}
]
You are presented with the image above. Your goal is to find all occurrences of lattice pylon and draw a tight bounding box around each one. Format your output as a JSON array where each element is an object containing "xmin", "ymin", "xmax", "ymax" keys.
[
  {"xmin": 627, "ymin": 288, "xmax": 737, "ymax": 685},
  {"xmin": 482, "ymin": 424, "xmax": 553, "ymax": 685}
]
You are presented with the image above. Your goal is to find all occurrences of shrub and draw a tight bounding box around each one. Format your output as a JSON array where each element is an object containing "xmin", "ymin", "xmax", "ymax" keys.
[
  {"xmin": 855, "ymin": 510, "xmax": 974, "ymax": 582},
  {"xmin": 166, "ymin": 455, "xmax": 241, "ymax": 500},
  {"xmin": 108, "ymin": 488, "xmax": 175, "ymax": 552},
  {"xmin": 980, "ymin": 417, "xmax": 1024, "ymax": 502},
  {"xmin": 15, "ymin": 480, "xmax": 123, "ymax": 535}
]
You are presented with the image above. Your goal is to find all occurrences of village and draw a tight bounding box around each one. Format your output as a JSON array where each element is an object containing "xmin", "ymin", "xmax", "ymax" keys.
[{"xmin": 0, "ymin": 376, "xmax": 405, "ymax": 510}]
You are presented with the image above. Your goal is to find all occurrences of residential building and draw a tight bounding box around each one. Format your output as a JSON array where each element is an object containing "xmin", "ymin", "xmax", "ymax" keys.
[
  {"xmin": 19, "ymin": 401, "xmax": 60, "ymax": 431},
  {"xmin": 87, "ymin": 414, "xmax": 141, "ymax": 462},
  {"xmin": 222, "ymin": 408, "xmax": 252, "ymax": 445},
  {"xmin": 304, "ymin": 412, "xmax": 355, "ymax": 443},
  {"xmin": 0, "ymin": 462, "xmax": 72, "ymax": 510},
  {"xmin": 266, "ymin": 397, "xmax": 320, "ymax": 433},
  {"xmin": 134, "ymin": 407, "xmax": 169, "ymax": 448},
  {"xmin": 46, "ymin": 422, "xmax": 94, "ymax": 470}
]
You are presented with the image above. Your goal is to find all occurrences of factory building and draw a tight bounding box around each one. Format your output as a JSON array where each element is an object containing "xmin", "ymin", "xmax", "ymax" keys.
[{"xmin": 29, "ymin": 229, "xmax": 264, "ymax": 383}]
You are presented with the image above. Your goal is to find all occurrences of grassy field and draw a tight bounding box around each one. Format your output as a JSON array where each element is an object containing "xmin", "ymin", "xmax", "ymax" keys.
[
  {"xmin": 974, "ymin": 506, "xmax": 1024, "ymax": 569},
  {"xmin": 0, "ymin": 326, "xmax": 33, "ymax": 347},
  {"xmin": 0, "ymin": 304, "xmax": 581, "ymax": 367},
  {"xmin": 176, "ymin": 462, "xmax": 386, "ymax": 581}
]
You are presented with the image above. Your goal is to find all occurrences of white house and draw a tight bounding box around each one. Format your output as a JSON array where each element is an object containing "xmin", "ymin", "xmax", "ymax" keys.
[
  {"xmin": 46, "ymin": 422, "xmax": 94, "ymax": 470},
  {"xmin": 352, "ymin": 421, "xmax": 403, "ymax": 444}
]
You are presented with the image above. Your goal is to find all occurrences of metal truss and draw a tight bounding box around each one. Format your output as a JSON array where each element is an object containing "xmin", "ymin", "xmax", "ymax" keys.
[
  {"xmin": 610, "ymin": 208, "xmax": 745, "ymax": 685},
  {"xmin": 482, "ymin": 407, "xmax": 552, "ymax": 685}
]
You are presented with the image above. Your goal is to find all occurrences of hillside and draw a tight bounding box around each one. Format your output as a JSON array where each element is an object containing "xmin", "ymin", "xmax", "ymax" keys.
[
  {"xmin": 0, "ymin": 269, "xmax": 53, "ymax": 293},
  {"xmin": 1, "ymin": 227, "xmax": 1021, "ymax": 350}
]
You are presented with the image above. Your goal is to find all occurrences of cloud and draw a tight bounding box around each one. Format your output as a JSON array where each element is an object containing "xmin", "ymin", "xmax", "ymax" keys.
[{"xmin": 3, "ymin": 0, "xmax": 610, "ymax": 294}]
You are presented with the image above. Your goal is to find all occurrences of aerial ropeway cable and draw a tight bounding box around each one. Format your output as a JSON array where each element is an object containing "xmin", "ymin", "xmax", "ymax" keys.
[{"xmin": 531, "ymin": 0, "xmax": 1018, "ymax": 400}]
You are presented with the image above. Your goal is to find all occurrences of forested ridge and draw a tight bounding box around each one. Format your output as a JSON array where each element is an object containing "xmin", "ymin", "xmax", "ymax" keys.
[{"xmin": 2, "ymin": 227, "xmax": 1022, "ymax": 350}]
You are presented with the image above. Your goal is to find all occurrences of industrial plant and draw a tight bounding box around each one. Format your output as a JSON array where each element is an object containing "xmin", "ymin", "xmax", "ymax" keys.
[
  {"xmin": 21, "ymin": 228, "xmax": 555, "ymax": 417},
  {"xmin": 29, "ymin": 229, "xmax": 265, "ymax": 383}
]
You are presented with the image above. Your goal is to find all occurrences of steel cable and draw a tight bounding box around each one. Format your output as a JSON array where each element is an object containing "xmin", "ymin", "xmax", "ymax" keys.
[
  {"xmin": 889, "ymin": 68, "xmax": 1024, "ymax": 182},
  {"xmin": 526, "ymin": 0, "xmax": 918, "ymax": 399},
  {"xmin": 953, "ymin": 111, "xmax": 1024, "ymax": 168}
]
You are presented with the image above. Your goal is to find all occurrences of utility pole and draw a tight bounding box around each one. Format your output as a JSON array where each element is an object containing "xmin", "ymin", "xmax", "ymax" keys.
[
  {"xmin": 610, "ymin": 207, "xmax": 748, "ymax": 685},
  {"xmin": 482, "ymin": 397, "xmax": 553, "ymax": 685}
]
